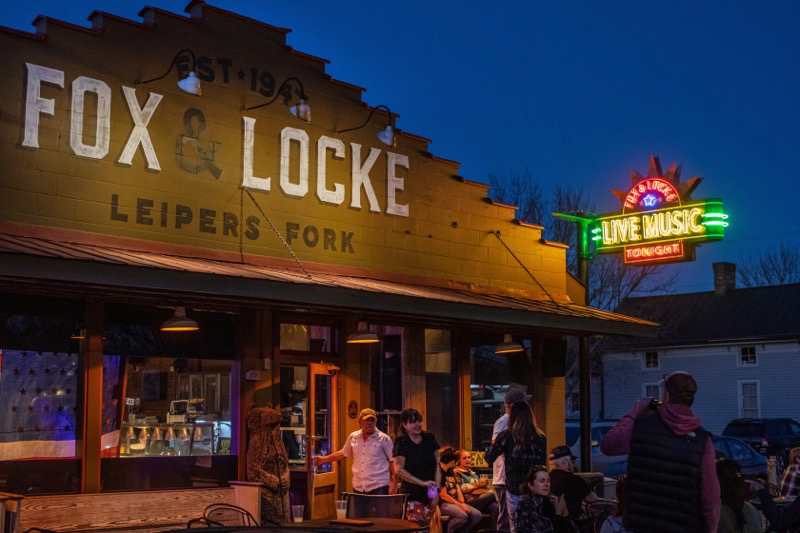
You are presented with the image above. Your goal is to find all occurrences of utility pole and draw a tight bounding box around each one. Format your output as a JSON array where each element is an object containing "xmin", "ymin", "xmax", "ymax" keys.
[{"xmin": 552, "ymin": 211, "xmax": 595, "ymax": 472}]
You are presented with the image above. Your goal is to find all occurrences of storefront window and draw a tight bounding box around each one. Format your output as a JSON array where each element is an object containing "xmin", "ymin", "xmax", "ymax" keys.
[
  {"xmin": 100, "ymin": 304, "xmax": 238, "ymax": 492},
  {"xmin": 368, "ymin": 327, "xmax": 403, "ymax": 438},
  {"xmin": 470, "ymin": 340, "xmax": 533, "ymax": 450},
  {"xmin": 425, "ymin": 329, "xmax": 458, "ymax": 447},
  {"xmin": 280, "ymin": 323, "xmax": 334, "ymax": 353},
  {"xmin": 0, "ymin": 293, "xmax": 83, "ymax": 494}
]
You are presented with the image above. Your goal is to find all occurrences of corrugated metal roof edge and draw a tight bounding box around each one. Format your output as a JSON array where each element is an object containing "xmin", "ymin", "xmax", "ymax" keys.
[
  {"xmin": 0, "ymin": 221, "xmax": 571, "ymax": 303},
  {"xmin": 0, "ymin": 252, "xmax": 657, "ymax": 337}
]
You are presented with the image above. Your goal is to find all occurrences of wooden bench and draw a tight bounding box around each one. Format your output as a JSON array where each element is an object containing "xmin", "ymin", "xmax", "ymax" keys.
[{"xmin": 19, "ymin": 482, "xmax": 262, "ymax": 533}]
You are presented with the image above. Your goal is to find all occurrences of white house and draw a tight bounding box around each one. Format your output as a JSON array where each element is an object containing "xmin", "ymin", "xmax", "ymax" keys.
[{"xmin": 597, "ymin": 262, "xmax": 800, "ymax": 434}]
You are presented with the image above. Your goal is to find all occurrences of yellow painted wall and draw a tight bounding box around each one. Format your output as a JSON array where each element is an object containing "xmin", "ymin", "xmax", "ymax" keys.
[{"xmin": 0, "ymin": 4, "xmax": 569, "ymax": 296}]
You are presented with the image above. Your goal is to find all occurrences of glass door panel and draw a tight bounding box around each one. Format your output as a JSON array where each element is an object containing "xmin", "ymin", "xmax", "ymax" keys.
[{"xmin": 307, "ymin": 363, "xmax": 338, "ymax": 519}]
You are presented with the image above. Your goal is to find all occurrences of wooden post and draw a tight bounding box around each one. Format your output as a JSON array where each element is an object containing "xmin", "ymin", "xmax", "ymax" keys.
[
  {"xmin": 455, "ymin": 331, "xmax": 472, "ymax": 451},
  {"xmin": 579, "ymin": 336, "xmax": 592, "ymax": 472},
  {"xmin": 82, "ymin": 299, "xmax": 103, "ymax": 493},
  {"xmin": 402, "ymin": 326, "xmax": 426, "ymax": 418}
]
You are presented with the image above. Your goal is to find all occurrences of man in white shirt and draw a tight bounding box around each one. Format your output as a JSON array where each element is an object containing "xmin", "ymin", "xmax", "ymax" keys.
[
  {"xmin": 313, "ymin": 408, "xmax": 395, "ymax": 494},
  {"xmin": 492, "ymin": 387, "xmax": 532, "ymax": 532}
]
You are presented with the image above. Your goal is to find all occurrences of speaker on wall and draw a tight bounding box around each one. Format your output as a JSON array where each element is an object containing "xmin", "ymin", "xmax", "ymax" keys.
[{"xmin": 542, "ymin": 337, "xmax": 567, "ymax": 377}]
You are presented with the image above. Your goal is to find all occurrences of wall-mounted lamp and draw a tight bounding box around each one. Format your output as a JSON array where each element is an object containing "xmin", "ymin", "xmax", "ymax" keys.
[
  {"xmin": 161, "ymin": 307, "xmax": 199, "ymax": 332},
  {"xmin": 495, "ymin": 334, "xmax": 524, "ymax": 354},
  {"xmin": 193, "ymin": 426, "xmax": 204, "ymax": 441},
  {"xmin": 242, "ymin": 77, "xmax": 310, "ymax": 122},
  {"xmin": 179, "ymin": 427, "xmax": 191, "ymax": 441},
  {"xmin": 135, "ymin": 49, "xmax": 202, "ymax": 95},
  {"xmin": 336, "ymin": 105, "xmax": 395, "ymax": 147},
  {"xmin": 165, "ymin": 427, "xmax": 176, "ymax": 441},
  {"xmin": 347, "ymin": 321, "xmax": 379, "ymax": 344},
  {"xmin": 151, "ymin": 426, "xmax": 162, "ymax": 441}
]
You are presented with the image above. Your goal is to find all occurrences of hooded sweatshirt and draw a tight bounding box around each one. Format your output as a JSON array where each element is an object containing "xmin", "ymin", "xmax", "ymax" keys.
[{"xmin": 600, "ymin": 402, "xmax": 720, "ymax": 533}]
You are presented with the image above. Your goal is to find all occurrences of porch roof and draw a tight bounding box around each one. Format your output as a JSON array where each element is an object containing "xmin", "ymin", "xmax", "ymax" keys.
[{"xmin": 0, "ymin": 224, "xmax": 658, "ymax": 337}]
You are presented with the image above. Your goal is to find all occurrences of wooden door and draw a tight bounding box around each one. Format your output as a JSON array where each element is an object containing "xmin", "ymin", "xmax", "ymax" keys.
[{"xmin": 306, "ymin": 363, "xmax": 339, "ymax": 519}]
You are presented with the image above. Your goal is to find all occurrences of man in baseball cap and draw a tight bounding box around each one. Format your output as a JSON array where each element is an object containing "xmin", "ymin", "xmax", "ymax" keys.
[
  {"xmin": 504, "ymin": 388, "xmax": 532, "ymax": 405},
  {"xmin": 491, "ymin": 386, "xmax": 531, "ymax": 531},
  {"xmin": 548, "ymin": 445, "xmax": 593, "ymax": 521},
  {"xmin": 314, "ymin": 407, "xmax": 395, "ymax": 494}
]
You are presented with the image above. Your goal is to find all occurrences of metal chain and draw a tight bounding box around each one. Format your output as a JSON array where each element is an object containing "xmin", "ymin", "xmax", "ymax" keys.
[
  {"xmin": 492, "ymin": 230, "xmax": 559, "ymax": 306},
  {"xmin": 244, "ymin": 188, "xmax": 312, "ymax": 279}
]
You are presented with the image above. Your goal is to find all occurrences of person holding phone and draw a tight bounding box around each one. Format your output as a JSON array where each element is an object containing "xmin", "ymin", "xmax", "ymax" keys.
[{"xmin": 600, "ymin": 371, "xmax": 719, "ymax": 533}]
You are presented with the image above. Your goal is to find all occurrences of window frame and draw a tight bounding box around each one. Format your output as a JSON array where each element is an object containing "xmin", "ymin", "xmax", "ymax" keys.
[
  {"xmin": 643, "ymin": 350, "xmax": 660, "ymax": 370},
  {"xmin": 737, "ymin": 345, "xmax": 758, "ymax": 368},
  {"xmin": 642, "ymin": 382, "xmax": 661, "ymax": 399},
  {"xmin": 737, "ymin": 380, "xmax": 761, "ymax": 418}
]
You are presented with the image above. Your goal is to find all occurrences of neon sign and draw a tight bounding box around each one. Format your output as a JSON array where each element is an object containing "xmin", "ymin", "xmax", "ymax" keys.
[
  {"xmin": 590, "ymin": 156, "xmax": 727, "ymax": 265},
  {"xmin": 623, "ymin": 178, "xmax": 680, "ymax": 211}
]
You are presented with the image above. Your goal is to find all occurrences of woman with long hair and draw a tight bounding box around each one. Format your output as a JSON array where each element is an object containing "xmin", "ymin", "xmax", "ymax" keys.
[
  {"xmin": 514, "ymin": 465, "xmax": 570, "ymax": 533},
  {"xmin": 486, "ymin": 400, "xmax": 547, "ymax": 532},
  {"xmin": 392, "ymin": 408, "xmax": 440, "ymax": 523},
  {"xmin": 717, "ymin": 459, "xmax": 761, "ymax": 533},
  {"xmin": 780, "ymin": 447, "xmax": 800, "ymax": 498}
]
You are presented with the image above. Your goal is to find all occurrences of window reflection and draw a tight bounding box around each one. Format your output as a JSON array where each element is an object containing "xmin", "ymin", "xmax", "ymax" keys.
[{"xmin": 0, "ymin": 294, "xmax": 83, "ymax": 494}]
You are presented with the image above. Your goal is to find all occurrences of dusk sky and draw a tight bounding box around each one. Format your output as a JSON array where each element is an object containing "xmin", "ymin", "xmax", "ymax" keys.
[{"xmin": 3, "ymin": 1, "xmax": 799, "ymax": 294}]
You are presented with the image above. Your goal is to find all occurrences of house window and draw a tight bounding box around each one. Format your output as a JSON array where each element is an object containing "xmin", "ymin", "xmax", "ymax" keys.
[
  {"xmin": 739, "ymin": 381, "xmax": 760, "ymax": 418},
  {"xmin": 739, "ymin": 346, "xmax": 757, "ymax": 367},
  {"xmin": 644, "ymin": 351, "xmax": 659, "ymax": 369},
  {"xmin": 643, "ymin": 383, "xmax": 661, "ymax": 399}
]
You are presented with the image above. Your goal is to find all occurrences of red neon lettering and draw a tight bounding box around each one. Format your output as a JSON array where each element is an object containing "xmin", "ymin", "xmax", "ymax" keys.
[{"xmin": 624, "ymin": 242, "xmax": 684, "ymax": 264}]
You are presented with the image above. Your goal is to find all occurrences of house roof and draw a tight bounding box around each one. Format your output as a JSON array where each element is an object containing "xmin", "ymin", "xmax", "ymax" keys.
[
  {"xmin": 0, "ymin": 225, "xmax": 658, "ymax": 337},
  {"xmin": 598, "ymin": 283, "xmax": 800, "ymax": 351}
]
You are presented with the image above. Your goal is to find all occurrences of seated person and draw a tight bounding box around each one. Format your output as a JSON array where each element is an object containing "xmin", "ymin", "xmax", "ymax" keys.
[
  {"xmin": 515, "ymin": 465, "xmax": 572, "ymax": 533},
  {"xmin": 781, "ymin": 447, "xmax": 800, "ymax": 498},
  {"xmin": 548, "ymin": 446, "xmax": 594, "ymax": 521},
  {"xmin": 439, "ymin": 446, "xmax": 482, "ymax": 533},
  {"xmin": 454, "ymin": 449, "xmax": 498, "ymax": 516}
]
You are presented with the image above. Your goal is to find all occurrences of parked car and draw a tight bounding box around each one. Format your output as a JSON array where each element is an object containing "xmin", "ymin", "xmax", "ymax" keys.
[
  {"xmin": 566, "ymin": 420, "xmax": 626, "ymax": 473},
  {"xmin": 722, "ymin": 418, "xmax": 800, "ymax": 472},
  {"xmin": 602, "ymin": 435, "xmax": 768, "ymax": 480}
]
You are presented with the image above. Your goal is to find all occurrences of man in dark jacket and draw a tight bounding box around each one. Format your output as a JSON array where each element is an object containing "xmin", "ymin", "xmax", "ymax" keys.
[{"xmin": 600, "ymin": 371, "xmax": 720, "ymax": 533}]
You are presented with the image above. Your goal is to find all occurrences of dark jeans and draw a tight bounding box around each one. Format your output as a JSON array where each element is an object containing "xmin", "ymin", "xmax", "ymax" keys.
[{"xmin": 354, "ymin": 485, "xmax": 389, "ymax": 495}]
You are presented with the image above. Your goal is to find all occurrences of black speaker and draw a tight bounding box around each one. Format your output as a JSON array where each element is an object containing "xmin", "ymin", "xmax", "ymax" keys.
[{"xmin": 542, "ymin": 337, "xmax": 567, "ymax": 377}]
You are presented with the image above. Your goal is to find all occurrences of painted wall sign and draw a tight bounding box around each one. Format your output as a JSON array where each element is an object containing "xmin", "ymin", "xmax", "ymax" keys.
[
  {"xmin": 20, "ymin": 62, "xmax": 410, "ymax": 218},
  {"xmin": 0, "ymin": 18, "xmax": 571, "ymax": 296},
  {"xmin": 589, "ymin": 156, "xmax": 727, "ymax": 265}
]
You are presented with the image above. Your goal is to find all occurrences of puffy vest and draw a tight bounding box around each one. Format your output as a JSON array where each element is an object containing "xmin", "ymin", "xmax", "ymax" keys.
[{"xmin": 625, "ymin": 410, "xmax": 710, "ymax": 533}]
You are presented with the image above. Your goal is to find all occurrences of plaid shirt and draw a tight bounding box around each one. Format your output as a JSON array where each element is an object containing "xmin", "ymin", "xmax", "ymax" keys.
[
  {"xmin": 780, "ymin": 464, "xmax": 800, "ymax": 498},
  {"xmin": 485, "ymin": 430, "xmax": 547, "ymax": 495}
]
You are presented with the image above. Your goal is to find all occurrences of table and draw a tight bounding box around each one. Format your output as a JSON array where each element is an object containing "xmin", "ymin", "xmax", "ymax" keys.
[
  {"xmin": 162, "ymin": 518, "xmax": 428, "ymax": 532},
  {"xmin": 292, "ymin": 518, "xmax": 428, "ymax": 531}
]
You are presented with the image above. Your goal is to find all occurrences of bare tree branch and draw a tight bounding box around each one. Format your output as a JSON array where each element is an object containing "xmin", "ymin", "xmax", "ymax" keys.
[{"xmin": 737, "ymin": 243, "xmax": 800, "ymax": 287}]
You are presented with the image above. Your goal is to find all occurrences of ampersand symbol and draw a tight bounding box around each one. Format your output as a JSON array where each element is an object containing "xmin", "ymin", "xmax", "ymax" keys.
[{"xmin": 176, "ymin": 108, "xmax": 223, "ymax": 179}]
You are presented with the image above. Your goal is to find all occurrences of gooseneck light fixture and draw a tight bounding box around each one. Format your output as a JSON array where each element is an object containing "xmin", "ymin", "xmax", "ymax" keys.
[
  {"xmin": 336, "ymin": 104, "xmax": 395, "ymax": 147},
  {"xmin": 161, "ymin": 307, "xmax": 199, "ymax": 332},
  {"xmin": 347, "ymin": 321, "xmax": 379, "ymax": 344},
  {"xmin": 135, "ymin": 49, "xmax": 202, "ymax": 96},
  {"xmin": 242, "ymin": 77, "xmax": 311, "ymax": 122},
  {"xmin": 495, "ymin": 334, "xmax": 524, "ymax": 354}
]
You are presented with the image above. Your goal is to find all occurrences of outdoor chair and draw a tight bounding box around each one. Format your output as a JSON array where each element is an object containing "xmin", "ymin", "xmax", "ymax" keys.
[
  {"xmin": 342, "ymin": 492, "xmax": 407, "ymax": 519},
  {"xmin": 592, "ymin": 478, "xmax": 618, "ymax": 501},
  {"xmin": 582, "ymin": 499, "xmax": 617, "ymax": 533},
  {"xmin": 186, "ymin": 503, "xmax": 258, "ymax": 527}
]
